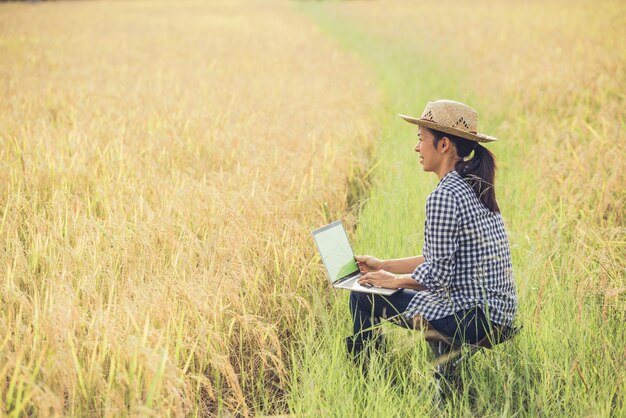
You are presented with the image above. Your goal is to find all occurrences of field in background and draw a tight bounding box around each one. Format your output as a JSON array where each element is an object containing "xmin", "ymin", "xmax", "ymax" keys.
[
  {"xmin": 0, "ymin": 1, "xmax": 378, "ymax": 415},
  {"xmin": 292, "ymin": 0, "xmax": 625, "ymax": 416},
  {"xmin": 2, "ymin": 0, "xmax": 625, "ymax": 416}
]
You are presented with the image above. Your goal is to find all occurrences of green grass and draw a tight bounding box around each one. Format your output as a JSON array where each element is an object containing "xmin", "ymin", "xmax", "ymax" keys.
[{"xmin": 286, "ymin": 2, "xmax": 626, "ymax": 416}]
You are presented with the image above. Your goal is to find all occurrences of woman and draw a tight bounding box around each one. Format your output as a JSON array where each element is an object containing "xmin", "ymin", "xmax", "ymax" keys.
[{"xmin": 347, "ymin": 100, "xmax": 518, "ymax": 360}]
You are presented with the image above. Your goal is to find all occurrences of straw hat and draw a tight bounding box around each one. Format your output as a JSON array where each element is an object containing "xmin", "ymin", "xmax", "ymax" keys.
[{"xmin": 399, "ymin": 100, "xmax": 497, "ymax": 143}]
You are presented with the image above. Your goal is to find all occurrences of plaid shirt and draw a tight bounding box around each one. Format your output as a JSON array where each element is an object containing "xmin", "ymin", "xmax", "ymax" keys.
[{"xmin": 404, "ymin": 170, "xmax": 518, "ymax": 327}]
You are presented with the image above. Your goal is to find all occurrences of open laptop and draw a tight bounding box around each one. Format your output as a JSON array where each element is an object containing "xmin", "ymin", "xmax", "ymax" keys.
[{"xmin": 312, "ymin": 220, "xmax": 399, "ymax": 296}]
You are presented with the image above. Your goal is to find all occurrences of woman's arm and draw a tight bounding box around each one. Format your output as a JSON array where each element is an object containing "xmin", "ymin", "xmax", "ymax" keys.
[
  {"xmin": 381, "ymin": 256, "xmax": 425, "ymax": 274},
  {"xmin": 393, "ymin": 274, "xmax": 427, "ymax": 290},
  {"xmin": 358, "ymin": 272, "xmax": 427, "ymax": 291},
  {"xmin": 413, "ymin": 189, "xmax": 459, "ymax": 290}
]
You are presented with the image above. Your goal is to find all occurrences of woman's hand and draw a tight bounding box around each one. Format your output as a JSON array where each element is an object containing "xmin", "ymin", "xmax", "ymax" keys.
[
  {"xmin": 358, "ymin": 270, "xmax": 400, "ymax": 289},
  {"xmin": 354, "ymin": 255, "xmax": 383, "ymax": 273}
]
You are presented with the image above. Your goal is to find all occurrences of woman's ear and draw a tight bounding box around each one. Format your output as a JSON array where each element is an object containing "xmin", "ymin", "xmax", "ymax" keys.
[
  {"xmin": 440, "ymin": 136, "xmax": 451, "ymax": 153},
  {"xmin": 445, "ymin": 137, "xmax": 458, "ymax": 155}
]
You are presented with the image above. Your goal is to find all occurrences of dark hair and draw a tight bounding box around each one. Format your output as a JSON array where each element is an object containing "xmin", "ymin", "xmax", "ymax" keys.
[{"xmin": 429, "ymin": 128, "xmax": 501, "ymax": 213}]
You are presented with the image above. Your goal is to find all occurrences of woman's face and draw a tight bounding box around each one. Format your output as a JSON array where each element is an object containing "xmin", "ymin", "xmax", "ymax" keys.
[{"xmin": 415, "ymin": 126, "xmax": 441, "ymax": 172}]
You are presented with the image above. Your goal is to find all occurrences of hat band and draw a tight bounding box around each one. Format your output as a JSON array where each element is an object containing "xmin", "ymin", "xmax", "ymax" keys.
[{"xmin": 420, "ymin": 118, "xmax": 477, "ymax": 135}]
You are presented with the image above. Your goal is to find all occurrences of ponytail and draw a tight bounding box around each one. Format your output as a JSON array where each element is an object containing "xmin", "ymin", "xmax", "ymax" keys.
[{"xmin": 430, "ymin": 129, "xmax": 501, "ymax": 213}]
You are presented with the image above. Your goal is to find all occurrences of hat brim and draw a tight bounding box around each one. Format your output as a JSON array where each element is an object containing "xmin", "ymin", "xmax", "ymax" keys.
[{"xmin": 398, "ymin": 114, "xmax": 498, "ymax": 143}]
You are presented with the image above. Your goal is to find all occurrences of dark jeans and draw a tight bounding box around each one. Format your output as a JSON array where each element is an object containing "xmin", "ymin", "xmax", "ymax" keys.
[
  {"xmin": 429, "ymin": 305, "xmax": 491, "ymax": 346},
  {"xmin": 349, "ymin": 290, "xmax": 491, "ymax": 346}
]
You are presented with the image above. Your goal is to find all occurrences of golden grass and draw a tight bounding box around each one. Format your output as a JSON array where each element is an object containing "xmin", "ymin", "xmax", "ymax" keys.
[{"xmin": 0, "ymin": 0, "xmax": 377, "ymax": 415}]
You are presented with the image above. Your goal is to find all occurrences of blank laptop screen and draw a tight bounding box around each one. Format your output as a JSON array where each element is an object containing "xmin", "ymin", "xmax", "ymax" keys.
[{"xmin": 313, "ymin": 221, "xmax": 359, "ymax": 282}]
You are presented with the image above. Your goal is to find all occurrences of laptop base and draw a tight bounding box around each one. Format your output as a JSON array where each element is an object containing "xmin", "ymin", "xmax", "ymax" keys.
[{"xmin": 334, "ymin": 275, "xmax": 400, "ymax": 296}]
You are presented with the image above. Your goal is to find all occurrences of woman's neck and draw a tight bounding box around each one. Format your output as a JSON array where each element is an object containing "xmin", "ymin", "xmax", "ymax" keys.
[{"xmin": 435, "ymin": 158, "xmax": 459, "ymax": 180}]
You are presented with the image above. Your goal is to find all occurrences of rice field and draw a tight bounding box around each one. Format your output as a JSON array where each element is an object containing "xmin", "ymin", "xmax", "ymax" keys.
[
  {"xmin": 0, "ymin": 1, "xmax": 376, "ymax": 415},
  {"xmin": 1, "ymin": 0, "xmax": 625, "ymax": 417}
]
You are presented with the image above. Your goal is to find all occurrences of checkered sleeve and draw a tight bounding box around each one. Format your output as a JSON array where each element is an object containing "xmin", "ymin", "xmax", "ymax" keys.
[{"xmin": 411, "ymin": 189, "xmax": 459, "ymax": 290}]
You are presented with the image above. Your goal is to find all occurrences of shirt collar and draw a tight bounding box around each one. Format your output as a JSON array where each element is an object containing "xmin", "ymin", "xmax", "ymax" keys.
[{"xmin": 437, "ymin": 170, "xmax": 457, "ymax": 187}]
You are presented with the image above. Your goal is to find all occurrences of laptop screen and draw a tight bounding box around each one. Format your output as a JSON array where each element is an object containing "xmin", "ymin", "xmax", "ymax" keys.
[{"xmin": 312, "ymin": 220, "xmax": 359, "ymax": 283}]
